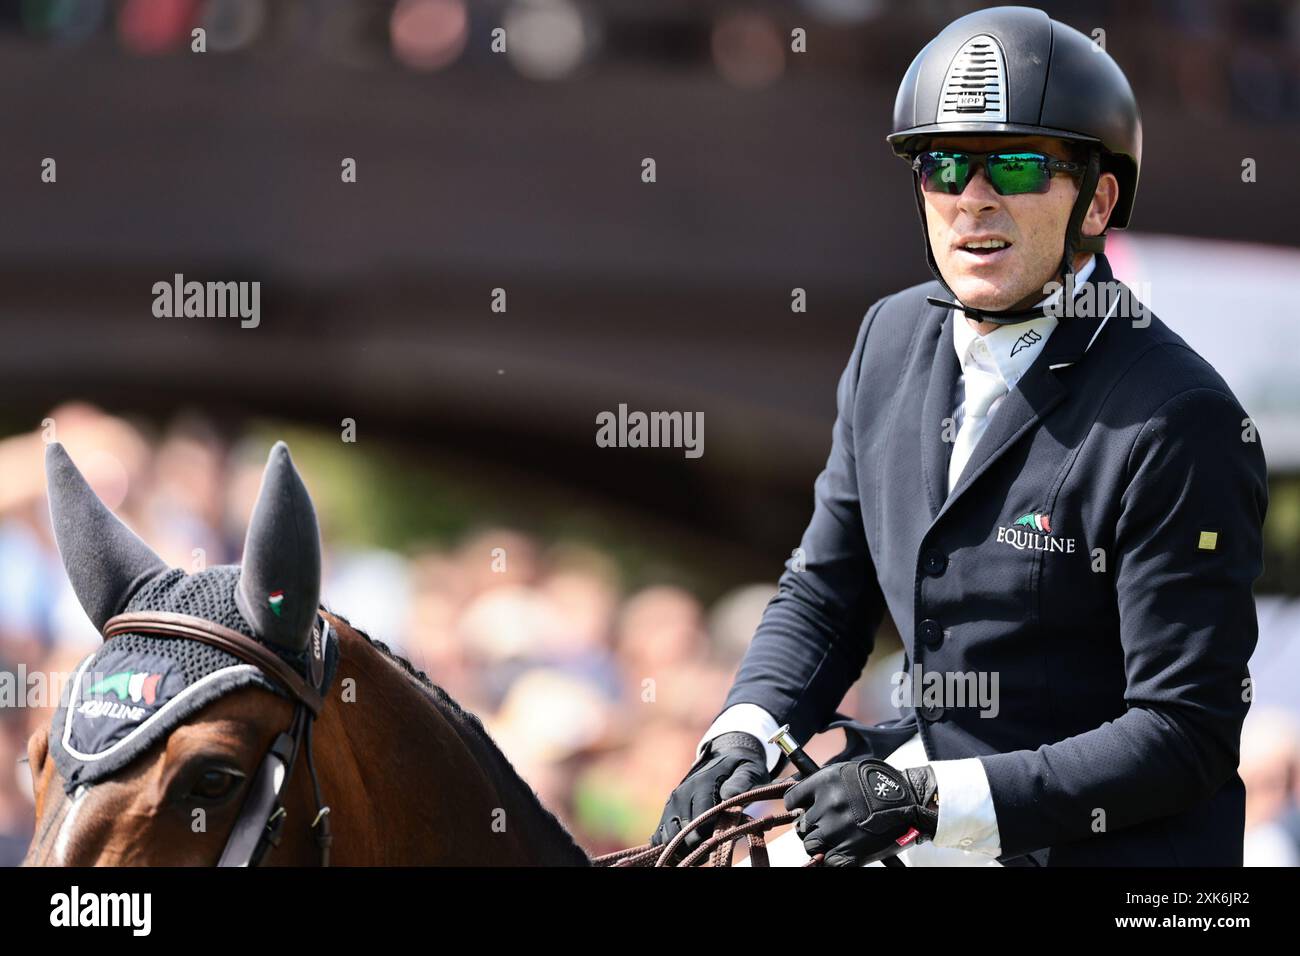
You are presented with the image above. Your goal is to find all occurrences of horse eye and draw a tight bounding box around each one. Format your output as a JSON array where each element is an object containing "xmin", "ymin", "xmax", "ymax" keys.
[{"xmin": 191, "ymin": 769, "xmax": 240, "ymax": 801}]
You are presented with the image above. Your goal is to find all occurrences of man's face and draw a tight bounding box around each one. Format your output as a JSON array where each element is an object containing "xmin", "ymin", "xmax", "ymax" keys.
[{"xmin": 919, "ymin": 135, "xmax": 1111, "ymax": 311}]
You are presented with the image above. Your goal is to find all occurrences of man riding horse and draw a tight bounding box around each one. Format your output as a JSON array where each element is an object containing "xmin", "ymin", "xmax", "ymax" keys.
[{"xmin": 652, "ymin": 5, "xmax": 1268, "ymax": 867}]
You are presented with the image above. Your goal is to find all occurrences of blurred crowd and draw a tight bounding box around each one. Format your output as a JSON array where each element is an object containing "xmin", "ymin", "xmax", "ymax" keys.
[
  {"xmin": 4, "ymin": 1, "xmax": 1300, "ymax": 120},
  {"xmin": 0, "ymin": 403, "xmax": 904, "ymax": 864},
  {"xmin": 1, "ymin": 404, "xmax": 1298, "ymax": 865}
]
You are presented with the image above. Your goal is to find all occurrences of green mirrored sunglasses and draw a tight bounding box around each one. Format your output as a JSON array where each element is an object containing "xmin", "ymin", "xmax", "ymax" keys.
[{"xmin": 912, "ymin": 150, "xmax": 1084, "ymax": 196}]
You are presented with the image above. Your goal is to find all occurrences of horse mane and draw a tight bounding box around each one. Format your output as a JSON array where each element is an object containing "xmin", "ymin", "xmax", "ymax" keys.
[{"xmin": 326, "ymin": 610, "xmax": 592, "ymax": 865}]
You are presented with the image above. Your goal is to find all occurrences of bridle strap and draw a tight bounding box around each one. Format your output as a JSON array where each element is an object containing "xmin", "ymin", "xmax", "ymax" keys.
[
  {"xmin": 101, "ymin": 609, "xmax": 332, "ymax": 867},
  {"xmin": 216, "ymin": 728, "xmax": 297, "ymax": 867},
  {"xmin": 104, "ymin": 611, "xmax": 323, "ymax": 715}
]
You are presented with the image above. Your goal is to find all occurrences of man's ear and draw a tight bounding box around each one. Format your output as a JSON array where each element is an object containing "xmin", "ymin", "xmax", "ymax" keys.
[{"xmin": 1083, "ymin": 172, "xmax": 1120, "ymax": 238}]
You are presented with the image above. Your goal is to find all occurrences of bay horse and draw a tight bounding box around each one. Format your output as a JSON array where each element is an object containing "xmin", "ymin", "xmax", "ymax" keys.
[{"xmin": 23, "ymin": 441, "xmax": 591, "ymax": 866}]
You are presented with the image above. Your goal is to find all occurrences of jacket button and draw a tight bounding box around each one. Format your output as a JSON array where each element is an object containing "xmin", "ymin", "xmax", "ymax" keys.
[
  {"xmin": 919, "ymin": 619, "xmax": 944, "ymax": 647},
  {"xmin": 921, "ymin": 704, "xmax": 945, "ymax": 722},
  {"xmin": 922, "ymin": 551, "xmax": 947, "ymax": 576}
]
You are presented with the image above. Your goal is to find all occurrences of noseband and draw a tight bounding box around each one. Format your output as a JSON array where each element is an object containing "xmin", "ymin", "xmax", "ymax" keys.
[{"xmin": 102, "ymin": 610, "xmax": 334, "ymax": 867}]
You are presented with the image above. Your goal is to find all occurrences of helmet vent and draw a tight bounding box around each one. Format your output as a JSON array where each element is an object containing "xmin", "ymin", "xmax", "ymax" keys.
[{"xmin": 936, "ymin": 35, "xmax": 1007, "ymax": 123}]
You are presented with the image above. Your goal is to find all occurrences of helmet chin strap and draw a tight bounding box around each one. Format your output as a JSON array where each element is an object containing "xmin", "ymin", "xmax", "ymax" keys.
[{"xmin": 920, "ymin": 149, "xmax": 1103, "ymax": 325}]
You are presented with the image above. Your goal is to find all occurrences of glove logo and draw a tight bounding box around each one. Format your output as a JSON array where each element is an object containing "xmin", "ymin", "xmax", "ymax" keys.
[{"xmin": 868, "ymin": 770, "xmax": 904, "ymax": 802}]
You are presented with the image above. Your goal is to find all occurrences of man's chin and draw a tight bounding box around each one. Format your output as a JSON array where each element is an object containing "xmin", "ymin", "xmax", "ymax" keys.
[
  {"xmin": 943, "ymin": 260, "xmax": 1064, "ymax": 313},
  {"xmin": 947, "ymin": 277, "xmax": 1019, "ymax": 312}
]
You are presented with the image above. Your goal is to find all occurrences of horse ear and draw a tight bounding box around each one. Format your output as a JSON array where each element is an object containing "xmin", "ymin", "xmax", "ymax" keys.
[
  {"xmin": 45, "ymin": 442, "xmax": 167, "ymax": 633},
  {"xmin": 235, "ymin": 441, "xmax": 321, "ymax": 653}
]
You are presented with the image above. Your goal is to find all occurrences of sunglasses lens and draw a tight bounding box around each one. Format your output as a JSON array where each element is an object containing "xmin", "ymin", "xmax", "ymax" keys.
[
  {"xmin": 986, "ymin": 153, "xmax": 1051, "ymax": 194},
  {"xmin": 918, "ymin": 151, "xmax": 970, "ymax": 194}
]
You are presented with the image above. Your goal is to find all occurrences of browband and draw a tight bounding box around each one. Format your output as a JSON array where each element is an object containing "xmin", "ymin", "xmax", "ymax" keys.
[{"xmin": 104, "ymin": 611, "xmax": 324, "ymax": 716}]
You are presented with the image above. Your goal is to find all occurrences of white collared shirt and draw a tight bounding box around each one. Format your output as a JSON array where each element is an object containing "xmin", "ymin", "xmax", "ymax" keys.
[
  {"xmin": 696, "ymin": 257, "xmax": 1099, "ymax": 865},
  {"xmin": 947, "ymin": 254, "xmax": 1096, "ymax": 493}
]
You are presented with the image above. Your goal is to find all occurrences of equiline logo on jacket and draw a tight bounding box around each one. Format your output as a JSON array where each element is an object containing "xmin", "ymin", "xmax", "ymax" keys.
[{"xmin": 995, "ymin": 511, "xmax": 1077, "ymax": 554}]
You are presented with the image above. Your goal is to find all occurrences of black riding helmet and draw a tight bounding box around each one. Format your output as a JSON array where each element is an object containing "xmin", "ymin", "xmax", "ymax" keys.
[{"xmin": 887, "ymin": 5, "xmax": 1142, "ymax": 324}]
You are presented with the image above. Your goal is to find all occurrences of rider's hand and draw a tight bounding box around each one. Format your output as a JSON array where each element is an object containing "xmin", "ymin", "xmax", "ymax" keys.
[
  {"xmin": 783, "ymin": 759, "xmax": 939, "ymax": 867},
  {"xmin": 649, "ymin": 731, "xmax": 770, "ymax": 858}
]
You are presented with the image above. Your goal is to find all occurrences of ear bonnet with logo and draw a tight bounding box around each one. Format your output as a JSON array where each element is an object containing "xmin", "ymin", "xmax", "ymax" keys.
[{"xmin": 45, "ymin": 441, "xmax": 338, "ymax": 795}]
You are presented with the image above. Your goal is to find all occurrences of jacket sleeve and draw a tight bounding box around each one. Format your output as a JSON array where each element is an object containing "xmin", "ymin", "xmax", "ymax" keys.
[
  {"xmin": 716, "ymin": 298, "xmax": 892, "ymax": 747},
  {"xmin": 980, "ymin": 385, "xmax": 1269, "ymax": 858}
]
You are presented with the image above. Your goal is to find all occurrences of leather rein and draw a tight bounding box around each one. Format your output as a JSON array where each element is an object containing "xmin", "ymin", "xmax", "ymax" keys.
[
  {"xmin": 102, "ymin": 610, "xmax": 334, "ymax": 867},
  {"xmin": 592, "ymin": 779, "xmax": 825, "ymax": 867}
]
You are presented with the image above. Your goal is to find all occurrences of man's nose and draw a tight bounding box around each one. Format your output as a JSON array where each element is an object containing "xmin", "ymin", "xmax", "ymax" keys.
[{"xmin": 956, "ymin": 166, "xmax": 1001, "ymax": 214}]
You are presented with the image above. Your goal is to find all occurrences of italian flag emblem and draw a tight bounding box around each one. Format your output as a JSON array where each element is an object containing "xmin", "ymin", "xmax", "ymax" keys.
[
  {"xmin": 268, "ymin": 590, "xmax": 285, "ymax": 617},
  {"xmin": 1013, "ymin": 512, "xmax": 1052, "ymax": 534},
  {"xmin": 87, "ymin": 670, "xmax": 163, "ymax": 705}
]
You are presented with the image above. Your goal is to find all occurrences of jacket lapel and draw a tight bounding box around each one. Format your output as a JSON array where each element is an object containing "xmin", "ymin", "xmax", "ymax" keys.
[
  {"xmin": 935, "ymin": 254, "xmax": 1115, "ymax": 522},
  {"xmin": 918, "ymin": 304, "xmax": 960, "ymax": 519}
]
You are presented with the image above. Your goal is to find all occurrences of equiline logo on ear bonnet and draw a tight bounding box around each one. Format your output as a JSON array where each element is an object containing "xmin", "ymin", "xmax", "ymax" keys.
[
  {"xmin": 43, "ymin": 440, "xmax": 333, "ymax": 793},
  {"xmin": 49, "ymin": 567, "xmax": 340, "ymax": 791}
]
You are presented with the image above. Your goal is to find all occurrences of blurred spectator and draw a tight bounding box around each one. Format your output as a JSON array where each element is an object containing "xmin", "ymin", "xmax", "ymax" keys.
[
  {"xmin": 0, "ymin": 652, "xmax": 34, "ymax": 866},
  {"xmin": 1241, "ymin": 708, "xmax": 1300, "ymax": 866},
  {"xmin": 0, "ymin": 723, "xmax": 33, "ymax": 866}
]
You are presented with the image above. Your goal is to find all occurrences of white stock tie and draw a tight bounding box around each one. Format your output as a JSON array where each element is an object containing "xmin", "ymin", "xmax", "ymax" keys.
[{"xmin": 947, "ymin": 363, "xmax": 1009, "ymax": 495}]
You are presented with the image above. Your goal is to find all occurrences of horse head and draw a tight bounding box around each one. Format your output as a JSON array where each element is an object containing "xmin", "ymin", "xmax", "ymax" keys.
[
  {"xmin": 24, "ymin": 440, "xmax": 591, "ymax": 866},
  {"xmin": 24, "ymin": 439, "xmax": 338, "ymax": 865}
]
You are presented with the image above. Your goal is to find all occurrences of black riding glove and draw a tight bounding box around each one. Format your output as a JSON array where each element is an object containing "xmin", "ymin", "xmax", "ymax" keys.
[
  {"xmin": 783, "ymin": 759, "xmax": 939, "ymax": 867},
  {"xmin": 650, "ymin": 731, "xmax": 770, "ymax": 858}
]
